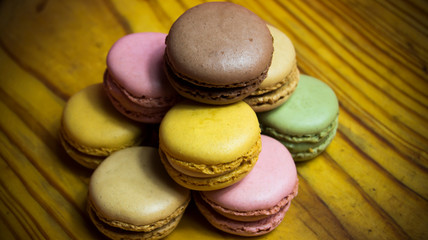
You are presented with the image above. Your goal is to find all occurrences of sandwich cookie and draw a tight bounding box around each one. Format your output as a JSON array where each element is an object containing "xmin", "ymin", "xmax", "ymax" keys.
[
  {"xmin": 87, "ymin": 147, "xmax": 191, "ymax": 240},
  {"xmin": 244, "ymin": 25, "xmax": 299, "ymax": 112},
  {"xmin": 164, "ymin": 2, "xmax": 273, "ymax": 105},
  {"xmin": 104, "ymin": 32, "xmax": 179, "ymax": 123},
  {"xmin": 194, "ymin": 135, "xmax": 298, "ymax": 236},
  {"xmin": 59, "ymin": 83, "xmax": 147, "ymax": 169},
  {"xmin": 258, "ymin": 74, "xmax": 339, "ymax": 161},
  {"xmin": 159, "ymin": 100, "xmax": 261, "ymax": 191}
]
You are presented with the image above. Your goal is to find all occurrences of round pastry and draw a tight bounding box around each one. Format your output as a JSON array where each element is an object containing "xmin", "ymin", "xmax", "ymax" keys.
[
  {"xmin": 244, "ymin": 25, "xmax": 300, "ymax": 112},
  {"xmin": 59, "ymin": 83, "xmax": 147, "ymax": 169},
  {"xmin": 164, "ymin": 2, "xmax": 273, "ymax": 105},
  {"xmin": 258, "ymin": 74, "xmax": 339, "ymax": 161},
  {"xmin": 87, "ymin": 146, "xmax": 191, "ymax": 240},
  {"xmin": 194, "ymin": 135, "xmax": 298, "ymax": 236},
  {"xmin": 159, "ymin": 100, "xmax": 261, "ymax": 191},
  {"xmin": 104, "ymin": 32, "xmax": 179, "ymax": 123}
]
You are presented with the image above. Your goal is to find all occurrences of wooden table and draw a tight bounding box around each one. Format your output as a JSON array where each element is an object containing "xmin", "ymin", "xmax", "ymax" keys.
[{"xmin": 1, "ymin": 0, "xmax": 427, "ymax": 239}]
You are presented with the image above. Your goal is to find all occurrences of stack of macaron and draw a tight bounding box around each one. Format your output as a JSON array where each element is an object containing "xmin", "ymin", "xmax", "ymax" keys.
[{"xmin": 58, "ymin": 2, "xmax": 339, "ymax": 239}]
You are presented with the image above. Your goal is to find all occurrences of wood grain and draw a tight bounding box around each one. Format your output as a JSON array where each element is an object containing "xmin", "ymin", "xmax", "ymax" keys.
[{"xmin": 0, "ymin": 0, "xmax": 427, "ymax": 239}]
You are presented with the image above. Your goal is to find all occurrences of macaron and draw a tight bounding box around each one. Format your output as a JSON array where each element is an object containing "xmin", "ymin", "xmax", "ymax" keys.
[
  {"xmin": 104, "ymin": 32, "xmax": 179, "ymax": 123},
  {"xmin": 194, "ymin": 135, "xmax": 298, "ymax": 237},
  {"xmin": 159, "ymin": 100, "xmax": 261, "ymax": 191},
  {"xmin": 87, "ymin": 146, "xmax": 191, "ymax": 240},
  {"xmin": 164, "ymin": 2, "xmax": 273, "ymax": 105},
  {"xmin": 59, "ymin": 83, "xmax": 147, "ymax": 169},
  {"xmin": 244, "ymin": 25, "xmax": 300, "ymax": 112},
  {"xmin": 258, "ymin": 74, "xmax": 339, "ymax": 161}
]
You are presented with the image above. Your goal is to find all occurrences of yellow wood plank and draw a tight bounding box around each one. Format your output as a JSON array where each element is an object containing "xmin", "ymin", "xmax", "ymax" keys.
[
  {"xmin": 290, "ymin": 0, "xmax": 427, "ymax": 115},
  {"xmin": 0, "ymin": 48, "xmax": 64, "ymax": 139},
  {"xmin": 262, "ymin": 1, "xmax": 428, "ymax": 147},
  {"xmin": 0, "ymin": 157, "xmax": 69, "ymax": 239},
  {"xmin": 0, "ymin": 48, "xmax": 93, "ymax": 206},
  {"xmin": 338, "ymin": 108, "xmax": 428, "ymax": 198},
  {"xmin": 0, "ymin": 215, "xmax": 17, "ymax": 240},
  {"xmin": 298, "ymin": 156, "xmax": 411, "ymax": 240},
  {"xmin": 0, "ymin": 0, "xmax": 127, "ymax": 98},
  {"xmin": 0, "ymin": 102, "xmax": 101, "ymax": 239},
  {"xmin": 330, "ymin": 131, "xmax": 428, "ymax": 238}
]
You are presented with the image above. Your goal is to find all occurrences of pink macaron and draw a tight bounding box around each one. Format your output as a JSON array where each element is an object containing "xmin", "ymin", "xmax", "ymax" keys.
[
  {"xmin": 194, "ymin": 135, "xmax": 299, "ymax": 237},
  {"xmin": 104, "ymin": 32, "xmax": 180, "ymax": 123}
]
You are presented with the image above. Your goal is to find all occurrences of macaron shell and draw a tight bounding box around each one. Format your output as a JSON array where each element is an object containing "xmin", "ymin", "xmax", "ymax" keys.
[
  {"xmin": 164, "ymin": 64, "xmax": 263, "ymax": 105},
  {"xmin": 166, "ymin": 2, "xmax": 273, "ymax": 86},
  {"xmin": 258, "ymin": 74, "xmax": 339, "ymax": 135},
  {"xmin": 61, "ymin": 83, "xmax": 144, "ymax": 154},
  {"xmin": 258, "ymin": 25, "xmax": 296, "ymax": 90},
  {"xmin": 88, "ymin": 147, "xmax": 190, "ymax": 227},
  {"xmin": 159, "ymin": 100, "xmax": 260, "ymax": 165},
  {"xmin": 201, "ymin": 135, "xmax": 298, "ymax": 213},
  {"xmin": 106, "ymin": 32, "xmax": 176, "ymax": 98}
]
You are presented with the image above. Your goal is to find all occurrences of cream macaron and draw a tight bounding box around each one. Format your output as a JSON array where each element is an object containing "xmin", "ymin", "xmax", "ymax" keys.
[
  {"xmin": 244, "ymin": 25, "xmax": 299, "ymax": 112},
  {"xmin": 87, "ymin": 146, "xmax": 191, "ymax": 239}
]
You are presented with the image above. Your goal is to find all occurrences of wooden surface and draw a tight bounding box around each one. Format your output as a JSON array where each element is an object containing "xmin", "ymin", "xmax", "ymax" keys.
[{"xmin": 0, "ymin": 0, "xmax": 427, "ymax": 239}]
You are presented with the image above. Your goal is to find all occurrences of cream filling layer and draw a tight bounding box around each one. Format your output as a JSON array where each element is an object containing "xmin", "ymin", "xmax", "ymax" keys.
[
  {"xmin": 261, "ymin": 116, "xmax": 339, "ymax": 144},
  {"xmin": 160, "ymin": 137, "xmax": 261, "ymax": 178},
  {"xmin": 200, "ymin": 178, "xmax": 299, "ymax": 222},
  {"xmin": 88, "ymin": 196, "xmax": 190, "ymax": 232},
  {"xmin": 250, "ymin": 61, "xmax": 299, "ymax": 96},
  {"xmin": 60, "ymin": 123, "xmax": 142, "ymax": 156}
]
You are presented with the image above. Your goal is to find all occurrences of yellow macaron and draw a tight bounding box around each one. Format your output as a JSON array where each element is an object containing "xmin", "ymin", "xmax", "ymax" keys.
[
  {"xmin": 59, "ymin": 83, "xmax": 147, "ymax": 169},
  {"xmin": 159, "ymin": 100, "xmax": 261, "ymax": 191}
]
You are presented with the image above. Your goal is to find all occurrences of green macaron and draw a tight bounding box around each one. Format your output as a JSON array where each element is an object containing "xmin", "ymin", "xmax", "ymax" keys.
[{"xmin": 257, "ymin": 74, "xmax": 339, "ymax": 161}]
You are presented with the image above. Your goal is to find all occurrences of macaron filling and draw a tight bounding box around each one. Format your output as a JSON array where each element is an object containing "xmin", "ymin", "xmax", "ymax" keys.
[
  {"xmin": 194, "ymin": 192, "xmax": 290, "ymax": 237},
  {"xmin": 262, "ymin": 116, "xmax": 338, "ymax": 161},
  {"xmin": 158, "ymin": 137, "xmax": 261, "ymax": 190},
  {"xmin": 88, "ymin": 197, "xmax": 190, "ymax": 232},
  {"xmin": 87, "ymin": 198, "xmax": 189, "ymax": 240},
  {"xmin": 60, "ymin": 123, "xmax": 142, "ymax": 157},
  {"xmin": 199, "ymin": 178, "xmax": 298, "ymax": 222},
  {"xmin": 164, "ymin": 56, "xmax": 266, "ymax": 104},
  {"xmin": 250, "ymin": 62, "xmax": 299, "ymax": 96},
  {"xmin": 59, "ymin": 129, "xmax": 105, "ymax": 168},
  {"xmin": 262, "ymin": 114, "xmax": 338, "ymax": 143},
  {"xmin": 104, "ymin": 72, "xmax": 175, "ymax": 122},
  {"xmin": 160, "ymin": 137, "xmax": 261, "ymax": 178},
  {"xmin": 245, "ymin": 64, "xmax": 299, "ymax": 108}
]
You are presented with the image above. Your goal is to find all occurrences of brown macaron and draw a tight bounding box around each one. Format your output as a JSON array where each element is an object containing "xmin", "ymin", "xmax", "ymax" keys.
[{"xmin": 164, "ymin": 2, "xmax": 273, "ymax": 105}]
